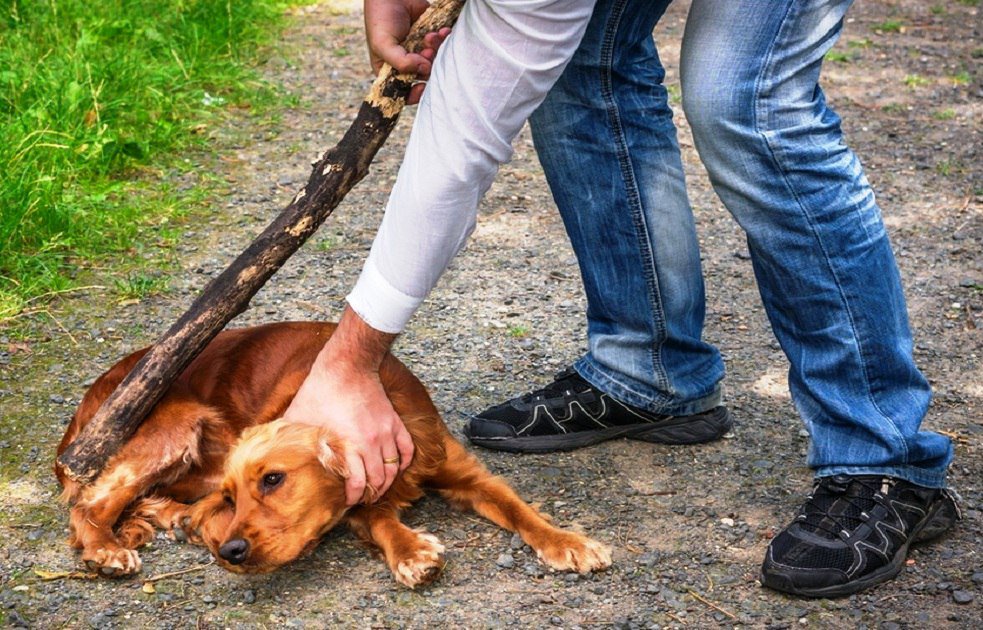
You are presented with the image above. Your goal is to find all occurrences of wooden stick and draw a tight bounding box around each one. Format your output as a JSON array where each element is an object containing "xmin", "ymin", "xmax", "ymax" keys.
[
  {"xmin": 57, "ymin": 0, "xmax": 466, "ymax": 483},
  {"xmin": 687, "ymin": 589, "xmax": 737, "ymax": 620},
  {"xmin": 143, "ymin": 561, "xmax": 214, "ymax": 583}
]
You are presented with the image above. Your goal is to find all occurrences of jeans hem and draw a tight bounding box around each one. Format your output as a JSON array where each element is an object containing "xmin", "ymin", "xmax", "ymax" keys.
[
  {"xmin": 574, "ymin": 355, "xmax": 722, "ymax": 416},
  {"xmin": 814, "ymin": 465, "xmax": 948, "ymax": 489}
]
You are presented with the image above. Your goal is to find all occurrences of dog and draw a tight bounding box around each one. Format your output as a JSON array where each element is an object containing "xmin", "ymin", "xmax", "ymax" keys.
[{"xmin": 56, "ymin": 321, "xmax": 612, "ymax": 587}]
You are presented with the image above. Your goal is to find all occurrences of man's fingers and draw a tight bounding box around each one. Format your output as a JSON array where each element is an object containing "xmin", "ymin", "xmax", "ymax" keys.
[
  {"xmin": 379, "ymin": 447, "xmax": 400, "ymax": 496},
  {"xmin": 362, "ymin": 447, "xmax": 387, "ymax": 504},
  {"xmin": 371, "ymin": 38, "xmax": 427, "ymax": 75},
  {"xmin": 404, "ymin": 0, "xmax": 431, "ymax": 23},
  {"xmin": 421, "ymin": 27, "xmax": 451, "ymax": 54},
  {"xmin": 344, "ymin": 451, "xmax": 367, "ymax": 506},
  {"xmin": 395, "ymin": 424, "xmax": 415, "ymax": 472},
  {"xmin": 407, "ymin": 83, "xmax": 427, "ymax": 106}
]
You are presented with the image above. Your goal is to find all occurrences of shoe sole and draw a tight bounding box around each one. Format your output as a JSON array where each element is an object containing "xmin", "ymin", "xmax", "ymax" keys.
[
  {"xmin": 464, "ymin": 406, "xmax": 732, "ymax": 454},
  {"xmin": 760, "ymin": 490, "xmax": 960, "ymax": 598}
]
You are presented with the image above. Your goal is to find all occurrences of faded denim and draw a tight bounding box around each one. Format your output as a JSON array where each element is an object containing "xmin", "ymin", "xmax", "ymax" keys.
[{"xmin": 530, "ymin": 0, "xmax": 952, "ymax": 487}]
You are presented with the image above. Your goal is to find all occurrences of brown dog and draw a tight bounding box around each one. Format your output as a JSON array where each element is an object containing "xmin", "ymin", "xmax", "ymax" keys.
[{"xmin": 56, "ymin": 322, "xmax": 611, "ymax": 587}]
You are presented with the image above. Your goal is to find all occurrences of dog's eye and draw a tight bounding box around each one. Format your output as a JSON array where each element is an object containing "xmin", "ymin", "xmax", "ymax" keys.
[
  {"xmin": 223, "ymin": 494, "xmax": 235, "ymax": 508},
  {"xmin": 261, "ymin": 472, "xmax": 285, "ymax": 491}
]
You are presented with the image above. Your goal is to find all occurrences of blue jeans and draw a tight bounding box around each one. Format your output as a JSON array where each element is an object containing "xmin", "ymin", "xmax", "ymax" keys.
[{"xmin": 529, "ymin": 0, "xmax": 952, "ymax": 488}]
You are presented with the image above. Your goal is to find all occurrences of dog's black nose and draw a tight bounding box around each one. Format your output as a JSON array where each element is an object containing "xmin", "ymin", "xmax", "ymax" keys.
[{"xmin": 218, "ymin": 538, "xmax": 250, "ymax": 564}]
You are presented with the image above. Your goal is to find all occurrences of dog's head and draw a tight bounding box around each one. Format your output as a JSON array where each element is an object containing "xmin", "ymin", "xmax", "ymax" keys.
[{"xmin": 192, "ymin": 419, "xmax": 349, "ymax": 573}]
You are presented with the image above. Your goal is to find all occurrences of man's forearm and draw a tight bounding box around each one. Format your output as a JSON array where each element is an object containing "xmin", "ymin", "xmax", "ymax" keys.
[{"xmin": 322, "ymin": 305, "xmax": 398, "ymax": 371}]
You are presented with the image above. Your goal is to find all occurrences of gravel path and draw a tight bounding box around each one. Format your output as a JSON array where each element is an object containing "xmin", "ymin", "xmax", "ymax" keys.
[{"xmin": 1, "ymin": 1, "xmax": 980, "ymax": 628}]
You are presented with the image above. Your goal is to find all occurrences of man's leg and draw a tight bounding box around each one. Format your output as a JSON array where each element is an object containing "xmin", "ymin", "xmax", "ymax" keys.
[
  {"xmin": 465, "ymin": 0, "xmax": 731, "ymax": 452},
  {"xmin": 681, "ymin": 0, "xmax": 956, "ymax": 597}
]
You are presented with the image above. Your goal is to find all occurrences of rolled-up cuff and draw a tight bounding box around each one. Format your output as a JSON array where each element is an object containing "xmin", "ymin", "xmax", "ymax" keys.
[{"xmin": 346, "ymin": 260, "xmax": 423, "ymax": 334}]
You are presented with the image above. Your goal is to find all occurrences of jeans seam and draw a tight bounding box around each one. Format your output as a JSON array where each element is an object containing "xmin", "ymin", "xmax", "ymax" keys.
[
  {"xmin": 752, "ymin": 0, "xmax": 910, "ymax": 464},
  {"xmin": 598, "ymin": 0, "xmax": 672, "ymax": 402}
]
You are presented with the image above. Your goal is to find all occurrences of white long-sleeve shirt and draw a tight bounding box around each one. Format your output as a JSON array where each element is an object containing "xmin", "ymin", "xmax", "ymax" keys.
[{"xmin": 346, "ymin": 0, "xmax": 595, "ymax": 333}]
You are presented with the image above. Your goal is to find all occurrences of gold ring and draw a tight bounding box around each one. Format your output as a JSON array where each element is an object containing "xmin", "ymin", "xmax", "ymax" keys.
[{"xmin": 383, "ymin": 456, "xmax": 400, "ymax": 465}]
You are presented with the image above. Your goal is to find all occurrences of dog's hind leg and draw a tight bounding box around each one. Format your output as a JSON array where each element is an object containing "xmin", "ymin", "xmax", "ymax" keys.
[
  {"xmin": 346, "ymin": 507, "xmax": 446, "ymax": 589},
  {"xmin": 431, "ymin": 438, "xmax": 612, "ymax": 574},
  {"xmin": 68, "ymin": 398, "xmax": 221, "ymax": 576}
]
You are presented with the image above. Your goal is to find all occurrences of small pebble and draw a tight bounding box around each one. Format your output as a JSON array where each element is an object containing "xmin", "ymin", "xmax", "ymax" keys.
[
  {"xmin": 952, "ymin": 590, "xmax": 974, "ymax": 605},
  {"xmin": 496, "ymin": 553, "xmax": 514, "ymax": 569},
  {"xmin": 243, "ymin": 590, "xmax": 257, "ymax": 604}
]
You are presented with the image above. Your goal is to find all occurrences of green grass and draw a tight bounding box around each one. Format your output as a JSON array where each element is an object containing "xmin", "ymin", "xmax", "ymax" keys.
[
  {"xmin": 950, "ymin": 71, "xmax": 971, "ymax": 85},
  {"xmin": 903, "ymin": 74, "xmax": 931, "ymax": 88},
  {"xmin": 871, "ymin": 19, "xmax": 905, "ymax": 33},
  {"xmin": 935, "ymin": 159, "xmax": 963, "ymax": 177},
  {"xmin": 824, "ymin": 50, "xmax": 854, "ymax": 63},
  {"xmin": 848, "ymin": 38, "xmax": 873, "ymax": 49},
  {"xmin": 113, "ymin": 271, "xmax": 171, "ymax": 301},
  {"xmin": 0, "ymin": 0, "xmax": 307, "ymax": 325},
  {"xmin": 507, "ymin": 324, "xmax": 529, "ymax": 338}
]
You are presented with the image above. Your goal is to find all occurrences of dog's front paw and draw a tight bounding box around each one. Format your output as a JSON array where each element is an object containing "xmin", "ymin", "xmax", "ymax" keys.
[
  {"xmin": 391, "ymin": 532, "xmax": 446, "ymax": 589},
  {"xmin": 535, "ymin": 531, "xmax": 612, "ymax": 574},
  {"xmin": 82, "ymin": 545, "xmax": 142, "ymax": 577},
  {"xmin": 169, "ymin": 515, "xmax": 204, "ymax": 545}
]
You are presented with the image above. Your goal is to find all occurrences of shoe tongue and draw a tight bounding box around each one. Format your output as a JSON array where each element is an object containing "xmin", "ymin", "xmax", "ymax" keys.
[
  {"xmin": 543, "ymin": 369, "xmax": 589, "ymax": 395},
  {"xmin": 802, "ymin": 475, "xmax": 880, "ymax": 537},
  {"xmin": 517, "ymin": 369, "xmax": 587, "ymax": 403}
]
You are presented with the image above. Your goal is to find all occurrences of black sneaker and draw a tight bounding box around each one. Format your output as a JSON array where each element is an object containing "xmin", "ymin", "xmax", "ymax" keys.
[
  {"xmin": 761, "ymin": 475, "xmax": 961, "ymax": 598},
  {"xmin": 463, "ymin": 367, "xmax": 732, "ymax": 453}
]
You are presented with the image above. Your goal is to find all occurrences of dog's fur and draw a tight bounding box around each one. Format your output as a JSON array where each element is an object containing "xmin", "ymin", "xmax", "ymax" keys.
[{"xmin": 56, "ymin": 322, "xmax": 611, "ymax": 587}]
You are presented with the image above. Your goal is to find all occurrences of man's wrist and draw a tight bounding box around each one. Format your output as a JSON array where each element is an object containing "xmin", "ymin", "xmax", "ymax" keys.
[{"xmin": 324, "ymin": 304, "xmax": 398, "ymax": 372}]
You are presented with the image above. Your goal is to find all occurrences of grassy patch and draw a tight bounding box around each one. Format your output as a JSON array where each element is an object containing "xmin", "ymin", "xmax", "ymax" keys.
[
  {"xmin": 825, "ymin": 50, "xmax": 854, "ymax": 63},
  {"xmin": 113, "ymin": 272, "xmax": 171, "ymax": 301},
  {"xmin": 507, "ymin": 324, "xmax": 529, "ymax": 338},
  {"xmin": 0, "ymin": 0, "xmax": 308, "ymax": 326},
  {"xmin": 903, "ymin": 74, "xmax": 931, "ymax": 88},
  {"xmin": 935, "ymin": 159, "xmax": 963, "ymax": 177},
  {"xmin": 871, "ymin": 19, "xmax": 905, "ymax": 33},
  {"xmin": 949, "ymin": 71, "xmax": 971, "ymax": 85}
]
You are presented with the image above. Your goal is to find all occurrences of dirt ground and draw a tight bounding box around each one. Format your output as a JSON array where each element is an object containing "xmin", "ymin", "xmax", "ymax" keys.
[{"xmin": 1, "ymin": 0, "xmax": 980, "ymax": 628}]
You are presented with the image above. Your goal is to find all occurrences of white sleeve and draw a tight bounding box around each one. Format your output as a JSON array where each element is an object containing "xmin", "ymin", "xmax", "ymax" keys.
[{"xmin": 346, "ymin": 0, "xmax": 596, "ymax": 334}]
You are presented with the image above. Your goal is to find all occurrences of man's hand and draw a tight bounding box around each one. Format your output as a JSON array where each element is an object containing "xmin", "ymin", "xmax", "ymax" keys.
[
  {"xmin": 364, "ymin": 0, "xmax": 451, "ymax": 104},
  {"xmin": 282, "ymin": 306, "xmax": 414, "ymax": 506}
]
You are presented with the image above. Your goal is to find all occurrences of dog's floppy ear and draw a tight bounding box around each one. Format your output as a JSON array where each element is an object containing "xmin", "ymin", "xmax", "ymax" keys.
[{"xmin": 315, "ymin": 429, "xmax": 349, "ymax": 479}]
